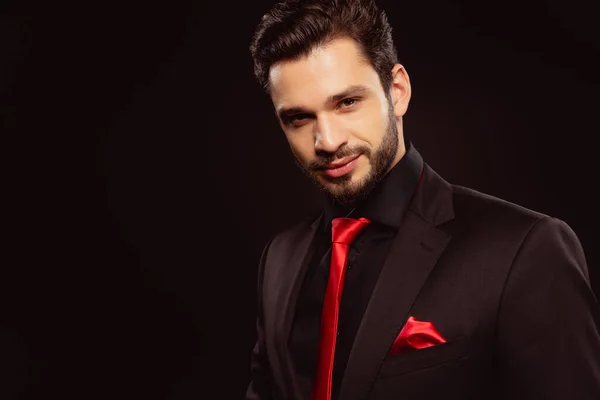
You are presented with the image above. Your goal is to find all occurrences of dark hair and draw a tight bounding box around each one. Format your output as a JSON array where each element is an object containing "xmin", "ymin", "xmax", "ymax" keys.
[{"xmin": 250, "ymin": 0, "xmax": 399, "ymax": 95}]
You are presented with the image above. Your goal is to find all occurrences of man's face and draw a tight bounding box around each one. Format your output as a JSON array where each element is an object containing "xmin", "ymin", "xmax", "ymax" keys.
[{"xmin": 269, "ymin": 37, "xmax": 408, "ymax": 205}]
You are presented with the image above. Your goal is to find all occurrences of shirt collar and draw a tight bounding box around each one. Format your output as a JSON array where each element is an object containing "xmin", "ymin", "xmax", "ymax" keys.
[{"xmin": 323, "ymin": 138, "xmax": 423, "ymax": 231}]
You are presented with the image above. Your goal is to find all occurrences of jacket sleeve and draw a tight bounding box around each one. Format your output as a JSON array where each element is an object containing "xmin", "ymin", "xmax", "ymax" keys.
[
  {"xmin": 246, "ymin": 237, "xmax": 276, "ymax": 400},
  {"xmin": 495, "ymin": 217, "xmax": 600, "ymax": 399}
]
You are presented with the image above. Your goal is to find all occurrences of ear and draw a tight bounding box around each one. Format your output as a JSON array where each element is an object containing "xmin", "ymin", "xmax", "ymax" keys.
[{"xmin": 390, "ymin": 64, "xmax": 411, "ymax": 118}]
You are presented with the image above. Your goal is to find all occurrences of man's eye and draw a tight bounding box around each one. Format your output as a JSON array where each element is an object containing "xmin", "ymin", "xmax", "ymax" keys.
[
  {"xmin": 340, "ymin": 98, "xmax": 358, "ymax": 108},
  {"xmin": 288, "ymin": 114, "xmax": 311, "ymax": 126}
]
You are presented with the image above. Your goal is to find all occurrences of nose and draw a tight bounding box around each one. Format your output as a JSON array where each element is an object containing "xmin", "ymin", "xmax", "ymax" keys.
[{"xmin": 313, "ymin": 114, "xmax": 348, "ymax": 154}]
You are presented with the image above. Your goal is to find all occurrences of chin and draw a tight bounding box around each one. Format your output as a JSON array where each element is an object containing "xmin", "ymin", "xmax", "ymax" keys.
[
  {"xmin": 309, "ymin": 164, "xmax": 373, "ymax": 203},
  {"xmin": 324, "ymin": 177, "xmax": 366, "ymax": 202}
]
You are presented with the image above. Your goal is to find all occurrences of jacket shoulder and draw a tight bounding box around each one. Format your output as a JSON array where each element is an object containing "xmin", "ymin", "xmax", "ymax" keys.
[
  {"xmin": 267, "ymin": 210, "xmax": 323, "ymax": 250},
  {"xmin": 449, "ymin": 184, "xmax": 551, "ymax": 235},
  {"xmin": 453, "ymin": 184, "xmax": 547, "ymax": 217}
]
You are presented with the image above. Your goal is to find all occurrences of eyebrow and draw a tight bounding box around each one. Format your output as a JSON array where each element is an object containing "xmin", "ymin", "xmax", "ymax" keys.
[
  {"xmin": 277, "ymin": 84, "xmax": 370, "ymax": 121},
  {"xmin": 327, "ymin": 85, "xmax": 370, "ymax": 104}
]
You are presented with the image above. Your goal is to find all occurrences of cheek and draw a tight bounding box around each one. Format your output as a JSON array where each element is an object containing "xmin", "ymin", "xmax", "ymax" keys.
[
  {"xmin": 347, "ymin": 106, "xmax": 388, "ymax": 146},
  {"xmin": 285, "ymin": 132, "xmax": 314, "ymax": 163},
  {"xmin": 373, "ymin": 103, "xmax": 392, "ymax": 145}
]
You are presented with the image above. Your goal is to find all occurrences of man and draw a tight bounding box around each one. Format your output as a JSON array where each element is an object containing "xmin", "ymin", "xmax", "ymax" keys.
[{"xmin": 246, "ymin": 0, "xmax": 600, "ymax": 399}]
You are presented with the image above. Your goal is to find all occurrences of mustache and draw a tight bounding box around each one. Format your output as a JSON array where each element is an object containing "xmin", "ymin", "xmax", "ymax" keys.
[{"xmin": 308, "ymin": 145, "xmax": 370, "ymax": 170}]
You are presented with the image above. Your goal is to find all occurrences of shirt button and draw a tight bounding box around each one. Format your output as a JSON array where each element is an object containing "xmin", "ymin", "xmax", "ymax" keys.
[{"xmin": 348, "ymin": 252, "xmax": 356, "ymax": 263}]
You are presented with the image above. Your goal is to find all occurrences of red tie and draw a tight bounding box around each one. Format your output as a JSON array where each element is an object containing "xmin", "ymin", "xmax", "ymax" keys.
[{"xmin": 311, "ymin": 217, "xmax": 371, "ymax": 400}]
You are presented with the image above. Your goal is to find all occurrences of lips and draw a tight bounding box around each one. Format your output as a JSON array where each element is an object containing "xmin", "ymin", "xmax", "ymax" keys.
[
  {"xmin": 324, "ymin": 155, "xmax": 360, "ymax": 169},
  {"xmin": 322, "ymin": 154, "xmax": 360, "ymax": 178}
]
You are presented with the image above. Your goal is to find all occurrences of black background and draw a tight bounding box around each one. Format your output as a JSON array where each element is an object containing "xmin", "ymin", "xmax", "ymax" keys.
[{"xmin": 2, "ymin": 0, "xmax": 598, "ymax": 398}]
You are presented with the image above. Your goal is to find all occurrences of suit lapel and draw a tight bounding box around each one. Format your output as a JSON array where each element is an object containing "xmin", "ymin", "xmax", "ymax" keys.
[
  {"xmin": 337, "ymin": 165, "xmax": 455, "ymax": 400},
  {"xmin": 270, "ymin": 212, "xmax": 323, "ymax": 399}
]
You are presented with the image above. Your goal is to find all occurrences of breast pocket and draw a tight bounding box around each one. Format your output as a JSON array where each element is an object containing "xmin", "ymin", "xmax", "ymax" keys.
[{"xmin": 378, "ymin": 335, "xmax": 468, "ymax": 378}]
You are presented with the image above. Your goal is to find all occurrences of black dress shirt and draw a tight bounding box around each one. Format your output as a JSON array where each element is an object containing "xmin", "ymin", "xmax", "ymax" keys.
[{"xmin": 288, "ymin": 139, "xmax": 423, "ymax": 400}]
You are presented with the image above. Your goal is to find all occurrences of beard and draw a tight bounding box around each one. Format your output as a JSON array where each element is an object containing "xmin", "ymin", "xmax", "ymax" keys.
[{"xmin": 293, "ymin": 101, "xmax": 399, "ymax": 207}]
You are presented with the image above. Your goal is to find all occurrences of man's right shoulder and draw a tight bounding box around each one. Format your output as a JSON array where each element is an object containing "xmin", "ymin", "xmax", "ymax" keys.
[
  {"xmin": 273, "ymin": 209, "xmax": 323, "ymax": 240},
  {"xmin": 263, "ymin": 209, "xmax": 324, "ymax": 253}
]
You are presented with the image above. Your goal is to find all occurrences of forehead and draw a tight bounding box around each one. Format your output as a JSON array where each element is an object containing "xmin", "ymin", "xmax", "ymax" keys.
[{"xmin": 269, "ymin": 37, "xmax": 381, "ymax": 108}]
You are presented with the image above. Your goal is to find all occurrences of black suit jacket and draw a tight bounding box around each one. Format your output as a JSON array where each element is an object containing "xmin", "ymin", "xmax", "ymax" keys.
[{"xmin": 246, "ymin": 162, "xmax": 600, "ymax": 400}]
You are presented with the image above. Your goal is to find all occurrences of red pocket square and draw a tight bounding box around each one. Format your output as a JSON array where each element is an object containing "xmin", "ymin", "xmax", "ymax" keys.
[{"xmin": 390, "ymin": 316, "xmax": 447, "ymax": 355}]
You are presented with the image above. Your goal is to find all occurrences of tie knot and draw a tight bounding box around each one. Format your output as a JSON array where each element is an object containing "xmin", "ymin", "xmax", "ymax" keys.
[{"xmin": 331, "ymin": 217, "xmax": 371, "ymax": 245}]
